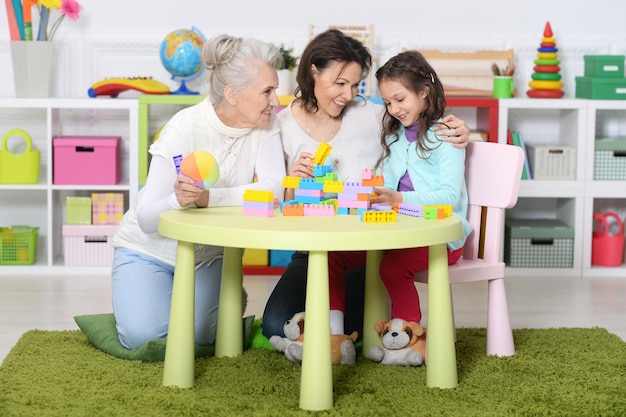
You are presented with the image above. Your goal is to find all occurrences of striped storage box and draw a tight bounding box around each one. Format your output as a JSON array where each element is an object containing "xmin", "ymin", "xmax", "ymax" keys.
[{"xmin": 63, "ymin": 225, "xmax": 117, "ymax": 266}]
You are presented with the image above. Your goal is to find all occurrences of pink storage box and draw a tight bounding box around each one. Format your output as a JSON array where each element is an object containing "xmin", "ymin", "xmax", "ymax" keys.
[
  {"xmin": 63, "ymin": 224, "xmax": 118, "ymax": 266},
  {"xmin": 92, "ymin": 192, "xmax": 124, "ymax": 225},
  {"xmin": 53, "ymin": 136, "xmax": 121, "ymax": 185}
]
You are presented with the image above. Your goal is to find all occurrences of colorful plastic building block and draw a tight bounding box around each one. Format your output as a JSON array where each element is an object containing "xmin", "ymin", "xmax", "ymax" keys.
[
  {"xmin": 371, "ymin": 203, "xmax": 393, "ymax": 211},
  {"xmin": 243, "ymin": 200, "xmax": 274, "ymax": 210},
  {"xmin": 323, "ymin": 181, "xmax": 344, "ymax": 193},
  {"xmin": 242, "ymin": 190, "xmax": 275, "ymax": 216},
  {"xmin": 299, "ymin": 178, "xmax": 325, "ymax": 190},
  {"xmin": 295, "ymin": 189, "xmax": 324, "ymax": 197},
  {"xmin": 303, "ymin": 204, "xmax": 335, "ymax": 216},
  {"xmin": 343, "ymin": 182, "xmax": 374, "ymax": 194},
  {"xmin": 424, "ymin": 207, "xmax": 444, "ymax": 219},
  {"xmin": 361, "ymin": 210, "xmax": 397, "ymax": 223},
  {"xmin": 243, "ymin": 189, "xmax": 274, "ymax": 202},
  {"xmin": 338, "ymin": 199, "xmax": 369, "ymax": 209},
  {"xmin": 362, "ymin": 175, "xmax": 384, "ymax": 186},
  {"xmin": 243, "ymin": 207, "xmax": 274, "ymax": 217},
  {"xmin": 294, "ymin": 188, "xmax": 325, "ymax": 204},
  {"xmin": 313, "ymin": 165, "xmax": 332, "ymax": 177},
  {"xmin": 283, "ymin": 176, "xmax": 301, "ymax": 189},
  {"xmin": 310, "ymin": 143, "xmax": 332, "ymax": 166},
  {"xmin": 397, "ymin": 203, "xmax": 424, "ymax": 217},
  {"xmin": 280, "ymin": 199, "xmax": 298, "ymax": 212},
  {"xmin": 282, "ymin": 204, "xmax": 304, "ymax": 216},
  {"xmin": 424, "ymin": 204, "xmax": 453, "ymax": 217},
  {"xmin": 317, "ymin": 172, "xmax": 338, "ymax": 183}
]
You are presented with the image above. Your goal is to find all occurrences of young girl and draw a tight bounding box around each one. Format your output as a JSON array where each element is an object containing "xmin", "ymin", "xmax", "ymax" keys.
[
  {"xmin": 370, "ymin": 50, "xmax": 472, "ymax": 326},
  {"xmin": 326, "ymin": 50, "xmax": 472, "ymax": 333}
]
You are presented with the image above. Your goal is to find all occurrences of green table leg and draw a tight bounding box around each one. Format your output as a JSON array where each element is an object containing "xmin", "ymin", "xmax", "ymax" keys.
[
  {"xmin": 163, "ymin": 240, "xmax": 196, "ymax": 388},
  {"xmin": 362, "ymin": 250, "xmax": 389, "ymax": 355},
  {"xmin": 426, "ymin": 243, "xmax": 458, "ymax": 388},
  {"xmin": 299, "ymin": 250, "xmax": 333, "ymax": 410},
  {"xmin": 215, "ymin": 247, "xmax": 243, "ymax": 357}
]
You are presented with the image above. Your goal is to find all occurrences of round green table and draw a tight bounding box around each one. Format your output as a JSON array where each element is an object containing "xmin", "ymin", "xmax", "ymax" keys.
[{"xmin": 158, "ymin": 206, "xmax": 463, "ymax": 410}]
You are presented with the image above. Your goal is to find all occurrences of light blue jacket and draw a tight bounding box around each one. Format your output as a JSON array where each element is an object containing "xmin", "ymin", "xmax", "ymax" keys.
[{"xmin": 382, "ymin": 125, "xmax": 472, "ymax": 250}]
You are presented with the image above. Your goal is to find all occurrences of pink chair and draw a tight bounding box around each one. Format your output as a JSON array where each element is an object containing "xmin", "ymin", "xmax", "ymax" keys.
[{"xmin": 415, "ymin": 141, "xmax": 524, "ymax": 356}]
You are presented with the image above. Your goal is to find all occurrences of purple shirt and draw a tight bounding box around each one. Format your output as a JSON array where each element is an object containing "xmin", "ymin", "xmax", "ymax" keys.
[{"xmin": 398, "ymin": 123, "xmax": 418, "ymax": 192}]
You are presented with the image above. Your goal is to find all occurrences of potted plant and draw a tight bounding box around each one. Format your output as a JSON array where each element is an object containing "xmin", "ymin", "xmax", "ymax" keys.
[
  {"xmin": 279, "ymin": 45, "xmax": 298, "ymax": 71},
  {"xmin": 277, "ymin": 44, "xmax": 298, "ymax": 96}
]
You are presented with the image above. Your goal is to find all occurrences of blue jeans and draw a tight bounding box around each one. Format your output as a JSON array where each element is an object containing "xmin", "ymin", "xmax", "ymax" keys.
[{"xmin": 111, "ymin": 247, "xmax": 222, "ymax": 349}]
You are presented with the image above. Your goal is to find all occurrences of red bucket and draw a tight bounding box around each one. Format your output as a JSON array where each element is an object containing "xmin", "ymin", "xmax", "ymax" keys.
[{"xmin": 591, "ymin": 212, "xmax": 624, "ymax": 267}]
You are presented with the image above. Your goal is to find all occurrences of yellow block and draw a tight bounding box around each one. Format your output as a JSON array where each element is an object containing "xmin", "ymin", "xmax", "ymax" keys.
[
  {"xmin": 311, "ymin": 143, "xmax": 332, "ymax": 166},
  {"xmin": 243, "ymin": 189, "xmax": 274, "ymax": 202},
  {"xmin": 242, "ymin": 248, "xmax": 268, "ymax": 266}
]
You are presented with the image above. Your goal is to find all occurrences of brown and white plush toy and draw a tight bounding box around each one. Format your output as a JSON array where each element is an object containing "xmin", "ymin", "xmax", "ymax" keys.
[
  {"xmin": 368, "ymin": 318, "xmax": 426, "ymax": 366},
  {"xmin": 269, "ymin": 312, "xmax": 358, "ymax": 365}
]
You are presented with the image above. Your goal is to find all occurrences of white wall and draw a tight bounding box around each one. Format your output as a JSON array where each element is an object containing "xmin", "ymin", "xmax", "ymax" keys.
[{"xmin": 1, "ymin": 0, "xmax": 626, "ymax": 98}]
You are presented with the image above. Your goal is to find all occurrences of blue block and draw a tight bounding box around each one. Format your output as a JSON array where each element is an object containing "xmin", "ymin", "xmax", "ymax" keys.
[{"xmin": 299, "ymin": 178, "xmax": 325, "ymax": 190}]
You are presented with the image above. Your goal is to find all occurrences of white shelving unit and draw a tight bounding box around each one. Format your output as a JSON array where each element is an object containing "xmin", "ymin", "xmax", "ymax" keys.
[
  {"xmin": 0, "ymin": 98, "xmax": 138, "ymax": 275},
  {"xmin": 498, "ymin": 98, "xmax": 626, "ymax": 278},
  {"xmin": 583, "ymin": 100, "xmax": 626, "ymax": 277},
  {"xmin": 2, "ymin": 97, "xmax": 624, "ymax": 278}
]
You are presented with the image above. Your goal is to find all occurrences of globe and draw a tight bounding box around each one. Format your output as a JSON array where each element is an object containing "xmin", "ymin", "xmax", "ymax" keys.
[{"xmin": 159, "ymin": 28, "xmax": 205, "ymax": 94}]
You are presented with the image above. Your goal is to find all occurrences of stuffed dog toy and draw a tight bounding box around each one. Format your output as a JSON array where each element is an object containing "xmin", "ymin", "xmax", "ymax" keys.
[
  {"xmin": 269, "ymin": 312, "xmax": 358, "ymax": 365},
  {"xmin": 368, "ymin": 318, "xmax": 426, "ymax": 366}
]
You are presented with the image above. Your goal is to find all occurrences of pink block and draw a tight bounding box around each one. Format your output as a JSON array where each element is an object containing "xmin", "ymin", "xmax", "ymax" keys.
[
  {"xmin": 243, "ymin": 207, "xmax": 274, "ymax": 217},
  {"xmin": 53, "ymin": 136, "xmax": 121, "ymax": 185},
  {"xmin": 303, "ymin": 204, "xmax": 335, "ymax": 216},
  {"xmin": 338, "ymin": 200, "xmax": 369, "ymax": 208}
]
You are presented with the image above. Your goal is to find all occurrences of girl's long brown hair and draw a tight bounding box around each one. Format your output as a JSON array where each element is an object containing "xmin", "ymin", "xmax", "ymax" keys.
[{"xmin": 375, "ymin": 50, "xmax": 447, "ymax": 167}]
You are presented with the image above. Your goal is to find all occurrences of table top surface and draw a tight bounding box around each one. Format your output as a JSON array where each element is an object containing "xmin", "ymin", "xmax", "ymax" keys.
[{"xmin": 159, "ymin": 207, "xmax": 462, "ymax": 252}]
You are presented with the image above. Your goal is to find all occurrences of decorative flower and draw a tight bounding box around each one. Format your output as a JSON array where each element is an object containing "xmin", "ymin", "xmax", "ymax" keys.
[{"xmin": 25, "ymin": 0, "xmax": 82, "ymax": 41}]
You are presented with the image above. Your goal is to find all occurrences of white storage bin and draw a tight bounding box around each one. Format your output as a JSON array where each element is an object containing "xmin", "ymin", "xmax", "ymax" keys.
[{"xmin": 526, "ymin": 144, "xmax": 576, "ymax": 180}]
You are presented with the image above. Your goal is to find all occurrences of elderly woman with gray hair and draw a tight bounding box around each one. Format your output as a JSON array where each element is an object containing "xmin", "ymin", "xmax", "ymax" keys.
[{"xmin": 111, "ymin": 34, "xmax": 286, "ymax": 350}]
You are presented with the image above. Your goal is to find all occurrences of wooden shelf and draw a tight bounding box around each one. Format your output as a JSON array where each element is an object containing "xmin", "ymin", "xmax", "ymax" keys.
[{"xmin": 446, "ymin": 96, "xmax": 499, "ymax": 143}]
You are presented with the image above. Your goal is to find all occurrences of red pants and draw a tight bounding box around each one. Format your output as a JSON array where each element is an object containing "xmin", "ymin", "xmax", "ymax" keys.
[{"xmin": 328, "ymin": 246, "xmax": 462, "ymax": 324}]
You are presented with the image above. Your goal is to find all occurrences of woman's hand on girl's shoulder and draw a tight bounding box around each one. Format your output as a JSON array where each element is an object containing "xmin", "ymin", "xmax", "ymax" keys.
[{"xmin": 436, "ymin": 114, "xmax": 470, "ymax": 149}]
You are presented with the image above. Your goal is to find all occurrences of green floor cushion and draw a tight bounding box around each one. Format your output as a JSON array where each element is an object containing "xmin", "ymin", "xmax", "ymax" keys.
[
  {"xmin": 250, "ymin": 318, "xmax": 274, "ymax": 351},
  {"xmin": 74, "ymin": 313, "xmax": 254, "ymax": 362}
]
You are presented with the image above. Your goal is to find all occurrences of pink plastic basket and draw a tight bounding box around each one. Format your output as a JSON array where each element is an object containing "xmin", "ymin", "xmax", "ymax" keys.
[{"xmin": 591, "ymin": 212, "xmax": 624, "ymax": 267}]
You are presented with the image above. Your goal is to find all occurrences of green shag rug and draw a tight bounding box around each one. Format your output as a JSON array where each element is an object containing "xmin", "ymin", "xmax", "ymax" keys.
[{"xmin": 1, "ymin": 323, "xmax": 625, "ymax": 417}]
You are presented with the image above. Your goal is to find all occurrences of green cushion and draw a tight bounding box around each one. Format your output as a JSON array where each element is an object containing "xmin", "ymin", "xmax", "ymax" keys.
[
  {"xmin": 74, "ymin": 313, "xmax": 254, "ymax": 362},
  {"xmin": 249, "ymin": 318, "xmax": 275, "ymax": 351}
]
